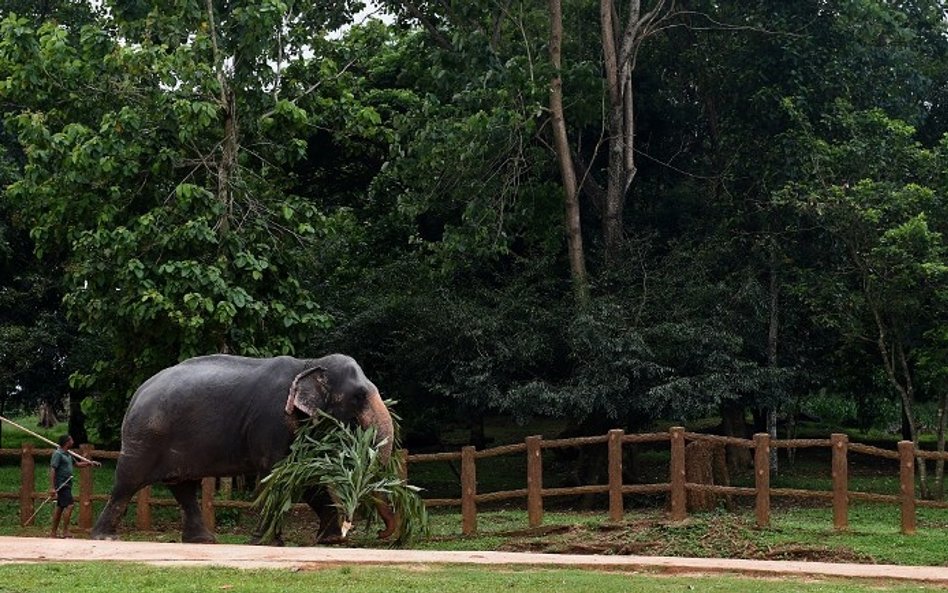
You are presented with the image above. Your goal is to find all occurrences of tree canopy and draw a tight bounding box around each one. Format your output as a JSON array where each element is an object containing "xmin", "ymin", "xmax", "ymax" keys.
[{"xmin": 1, "ymin": 0, "xmax": 947, "ymax": 495}]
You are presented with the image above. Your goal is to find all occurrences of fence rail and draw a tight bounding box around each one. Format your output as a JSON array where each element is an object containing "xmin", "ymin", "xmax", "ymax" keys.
[{"xmin": 3, "ymin": 428, "xmax": 948, "ymax": 535}]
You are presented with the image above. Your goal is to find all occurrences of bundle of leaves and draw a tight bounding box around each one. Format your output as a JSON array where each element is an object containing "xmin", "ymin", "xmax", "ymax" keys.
[{"xmin": 253, "ymin": 410, "xmax": 428, "ymax": 545}]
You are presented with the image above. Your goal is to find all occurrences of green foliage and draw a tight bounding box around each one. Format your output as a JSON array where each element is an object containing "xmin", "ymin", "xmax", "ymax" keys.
[
  {"xmin": 0, "ymin": 4, "xmax": 351, "ymax": 437},
  {"xmin": 781, "ymin": 100, "xmax": 948, "ymax": 445},
  {"xmin": 254, "ymin": 411, "xmax": 427, "ymax": 546},
  {"xmin": 2, "ymin": 0, "xmax": 948, "ymax": 451}
]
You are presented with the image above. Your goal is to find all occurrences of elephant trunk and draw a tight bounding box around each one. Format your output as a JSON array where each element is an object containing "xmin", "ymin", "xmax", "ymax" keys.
[{"xmin": 356, "ymin": 387, "xmax": 397, "ymax": 539}]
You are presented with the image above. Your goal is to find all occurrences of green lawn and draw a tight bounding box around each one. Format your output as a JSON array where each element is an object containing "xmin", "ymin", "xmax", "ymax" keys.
[{"xmin": 0, "ymin": 563, "xmax": 942, "ymax": 593}]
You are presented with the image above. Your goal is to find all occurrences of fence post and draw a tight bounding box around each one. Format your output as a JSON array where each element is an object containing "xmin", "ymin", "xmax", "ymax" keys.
[
  {"xmin": 831, "ymin": 433, "xmax": 848, "ymax": 531},
  {"xmin": 201, "ymin": 477, "xmax": 215, "ymax": 532},
  {"xmin": 898, "ymin": 440, "xmax": 916, "ymax": 535},
  {"xmin": 398, "ymin": 449, "xmax": 409, "ymax": 482},
  {"xmin": 78, "ymin": 444, "xmax": 94, "ymax": 530},
  {"xmin": 136, "ymin": 486, "xmax": 152, "ymax": 530},
  {"xmin": 20, "ymin": 443, "xmax": 35, "ymax": 526},
  {"xmin": 461, "ymin": 446, "xmax": 477, "ymax": 535},
  {"xmin": 608, "ymin": 429, "xmax": 624, "ymax": 521},
  {"xmin": 525, "ymin": 436, "xmax": 543, "ymax": 528},
  {"xmin": 754, "ymin": 433, "xmax": 771, "ymax": 528},
  {"xmin": 669, "ymin": 427, "xmax": 686, "ymax": 521}
]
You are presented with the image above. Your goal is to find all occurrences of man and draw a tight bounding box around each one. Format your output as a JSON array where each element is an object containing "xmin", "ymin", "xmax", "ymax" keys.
[{"xmin": 49, "ymin": 434, "xmax": 90, "ymax": 538}]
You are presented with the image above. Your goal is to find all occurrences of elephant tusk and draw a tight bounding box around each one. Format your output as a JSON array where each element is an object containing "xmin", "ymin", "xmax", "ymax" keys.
[{"xmin": 340, "ymin": 520, "xmax": 353, "ymax": 539}]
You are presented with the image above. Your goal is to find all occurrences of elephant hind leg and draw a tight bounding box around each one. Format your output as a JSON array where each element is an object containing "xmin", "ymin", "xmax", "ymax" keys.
[
  {"xmin": 91, "ymin": 489, "xmax": 136, "ymax": 540},
  {"xmin": 91, "ymin": 458, "xmax": 146, "ymax": 540},
  {"xmin": 168, "ymin": 480, "xmax": 216, "ymax": 544}
]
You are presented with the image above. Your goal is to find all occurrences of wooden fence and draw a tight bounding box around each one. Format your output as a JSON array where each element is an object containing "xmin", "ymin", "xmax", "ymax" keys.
[{"xmin": 3, "ymin": 427, "xmax": 948, "ymax": 536}]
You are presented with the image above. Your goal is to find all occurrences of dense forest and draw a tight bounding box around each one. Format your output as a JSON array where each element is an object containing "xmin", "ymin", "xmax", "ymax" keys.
[{"xmin": 1, "ymin": 0, "xmax": 947, "ymax": 497}]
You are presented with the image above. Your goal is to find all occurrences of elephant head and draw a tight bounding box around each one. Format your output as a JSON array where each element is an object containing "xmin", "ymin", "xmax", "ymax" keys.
[{"xmin": 284, "ymin": 357, "xmax": 397, "ymax": 539}]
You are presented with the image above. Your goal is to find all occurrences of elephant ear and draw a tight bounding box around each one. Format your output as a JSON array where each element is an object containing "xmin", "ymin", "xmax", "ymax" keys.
[{"xmin": 285, "ymin": 366, "xmax": 330, "ymax": 417}]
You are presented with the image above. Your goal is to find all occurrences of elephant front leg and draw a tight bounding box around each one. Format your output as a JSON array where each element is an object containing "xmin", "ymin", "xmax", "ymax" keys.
[
  {"xmin": 168, "ymin": 480, "xmax": 217, "ymax": 543},
  {"xmin": 303, "ymin": 488, "xmax": 346, "ymax": 544},
  {"xmin": 249, "ymin": 519, "xmax": 284, "ymax": 546}
]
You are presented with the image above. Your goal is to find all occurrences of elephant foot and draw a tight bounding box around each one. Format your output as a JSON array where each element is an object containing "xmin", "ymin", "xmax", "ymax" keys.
[
  {"xmin": 249, "ymin": 534, "xmax": 284, "ymax": 547},
  {"xmin": 182, "ymin": 531, "xmax": 217, "ymax": 544},
  {"xmin": 91, "ymin": 531, "xmax": 119, "ymax": 541},
  {"xmin": 315, "ymin": 533, "xmax": 347, "ymax": 545}
]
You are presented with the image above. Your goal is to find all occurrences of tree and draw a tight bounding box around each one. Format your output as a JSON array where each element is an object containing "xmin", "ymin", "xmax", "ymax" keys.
[
  {"xmin": 0, "ymin": 1, "xmax": 367, "ymax": 438},
  {"xmin": 785, "ymin": 103, "xmax": 948, "ymax": 497},
  {"xmin": 598, "ymin": 0, "xmax": 676, "ymax": 261},
  {"xmin": 548, "ymin": 0, "xmax": 588, "ymax": 305}
]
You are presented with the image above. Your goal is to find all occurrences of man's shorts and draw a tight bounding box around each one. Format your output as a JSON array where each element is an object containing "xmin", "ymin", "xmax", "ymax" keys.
[{"xmin": 56, "ymin": 486, "xmax": 74, "ymax": 509}]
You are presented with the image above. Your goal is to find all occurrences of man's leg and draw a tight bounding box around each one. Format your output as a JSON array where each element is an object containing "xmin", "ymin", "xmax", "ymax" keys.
[
  {"xmin": 60, "ymin": 504, "xmax": 74, "ymax": 537},
  {"xmin": 50, "ymin": 506, "xmax": 62, "ymax": 537}
]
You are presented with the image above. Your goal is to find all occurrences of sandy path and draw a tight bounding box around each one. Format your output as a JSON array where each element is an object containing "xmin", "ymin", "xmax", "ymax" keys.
[{"xmin": 0, "ymin": 536, "xmax": 946, "ymax": 584}]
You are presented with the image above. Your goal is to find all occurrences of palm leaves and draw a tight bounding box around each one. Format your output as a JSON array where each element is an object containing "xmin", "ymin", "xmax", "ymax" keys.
[{"xmin": 253, "ymin": 410, "xmax": 428, "ymax": 545}]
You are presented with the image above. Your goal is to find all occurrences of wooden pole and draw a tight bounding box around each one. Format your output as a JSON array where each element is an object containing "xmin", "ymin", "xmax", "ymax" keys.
[
  {"xmin": 78, "ymin": 444, "xmax": 94, "ymax": 529},
  {"xmin": 669, "ymin": 427, "xmax": 686, "ymax": 521},
  {"xmin": 526, "ymin": 436, "xmax": 543, "ymax": 528},
  {"xmin": 0, "ymin": 415, "xmax": 98, "ymax": 465},
  {"xmin": 831, "ymin": 433, "xmax": 848, "ymax": 531},
  {"xmin": 201, "ymin": 477, "xmax": 215, "ymax": 532},
  {"xmin": 398, "ymin": 449, "xmax": 409, "ymax": 482},
  {"xmin": 461, "ymin": 446, "xmax": 477, "ymax": 535},
  {"xmin": 608, "ymin": 429, "xmax": 624, "ymax": 521},
  {"xmin": 754, "ymin": 433, "xmax": 771, "ymax": 528},
  {"xmin": 898, "ymin": 440, "xmax": 916, "ymax": 535},
  {"xmin": 136, "ymin": 486, "xmax": 152, "ymax": 530},
  {"xmin": 20, "ymin": 443, "xmax": 34, "ymax": 526}
]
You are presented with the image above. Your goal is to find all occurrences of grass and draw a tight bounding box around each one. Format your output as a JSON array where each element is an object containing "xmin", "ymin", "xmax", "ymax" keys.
[
  {"xmin": 405, "ymin": 504, "xmax": 948, "ymax": 565},
  {"xmin": 0, "ymin": 563, "xmax": 943, "ymax": 593}
]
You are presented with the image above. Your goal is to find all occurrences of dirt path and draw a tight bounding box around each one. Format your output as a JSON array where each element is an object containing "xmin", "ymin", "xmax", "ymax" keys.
[{"xmin": 1, "ymin": 536, "xmax": 947, "ymax": 584}]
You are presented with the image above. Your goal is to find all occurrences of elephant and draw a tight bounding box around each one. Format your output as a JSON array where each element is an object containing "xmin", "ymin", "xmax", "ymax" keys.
[{"xmin": 90, "ymin": 353, "xmax": 396, "ymax": 544}]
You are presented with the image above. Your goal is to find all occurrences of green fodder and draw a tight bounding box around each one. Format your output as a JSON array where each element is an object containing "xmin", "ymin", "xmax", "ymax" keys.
[{"xmin": 254, "ymin": 411, "xmax": 428, "ymax": 545}]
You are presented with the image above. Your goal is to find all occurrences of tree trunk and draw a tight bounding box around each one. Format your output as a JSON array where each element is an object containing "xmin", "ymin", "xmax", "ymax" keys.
[
  {"xmin": 68, "ymin": 394, "xmax": 88, "ymax": 446},
  {"xmin": 548, "ymin": 0, "xmax": 589, "ymax": 306},
  {"xmin": 206, "ymin": 0, "xmax": 238, "ymax": 234},
  {"xmin": 935, "ymin": 391, "xmax": 947, "ymax": 500},
  {"xmin": 600, "ymin": 0, "xmax": 631, "ymax": 262},
  {"xmin": 871, "ymin": 303, "xmax": 929, "ymax": 498},
  {"xmin": 767, "ymin": 254, "xmax": 779, "ymax": 474},
  {"xmin": 598, "ymin": 0, "xmax": 675, "ymax": 262},
  {"xmin": 719, "ymin": 400, "xmax": 751, "ymax": 474},
  {"xmin": 37, "ymin": 401, "xmax": 58, "ymax": 428},
  {"xmin": 469, "ymin": 412, "xmax": 488, "ymax": 450}
]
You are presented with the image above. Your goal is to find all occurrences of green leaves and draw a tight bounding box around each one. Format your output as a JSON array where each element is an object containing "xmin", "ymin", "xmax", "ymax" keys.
[{"xmin": 254, "ymin": 410, "xmax": 427, "ymax": 545}]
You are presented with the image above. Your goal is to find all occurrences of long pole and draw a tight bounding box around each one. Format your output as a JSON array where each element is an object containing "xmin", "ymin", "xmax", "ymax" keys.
[
  {"xmin": 25, "ymin": 475, "xmax": 73, "ymax": 525},
  {"xmin": 0, "ymin": 415, "xmax": 100, "ymax": 466}
]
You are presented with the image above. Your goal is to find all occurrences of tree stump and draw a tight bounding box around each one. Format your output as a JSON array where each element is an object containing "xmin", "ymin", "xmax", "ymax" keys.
[
  {"xmin": 37, "ymin": 402, "xmax": 58, "ymax": 428},
  {"xmin": 685, "ymin": 440, "xmax": 732, "ymax": 511}
]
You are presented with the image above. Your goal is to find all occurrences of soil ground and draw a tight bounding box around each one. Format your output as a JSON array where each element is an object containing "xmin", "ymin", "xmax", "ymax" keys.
[{"xmin": 1, "ymin": 536, "xmax": 947, "ymax": 585}]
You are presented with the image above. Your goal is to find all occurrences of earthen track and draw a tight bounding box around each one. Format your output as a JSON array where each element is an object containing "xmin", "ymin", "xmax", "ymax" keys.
[{"xmin": 0, "ymin": 536, "xmax": 946, "ymax": 585}]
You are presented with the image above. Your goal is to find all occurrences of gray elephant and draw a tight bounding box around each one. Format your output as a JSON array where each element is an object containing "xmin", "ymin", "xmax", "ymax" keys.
[{"xmin": 91, "ymin": 353, "xmax": 396, "ymax": 544}]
